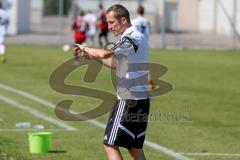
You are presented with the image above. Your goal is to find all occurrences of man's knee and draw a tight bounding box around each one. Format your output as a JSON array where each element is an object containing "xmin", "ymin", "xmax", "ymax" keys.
[
  {"xmin": 128, "ymin": 148, "xmax": 146, "ymax": 160},
  {"xmin": 104, "ymin": 144, "xmax": 123, "ymax": 160},
  {"xmin": 104, "ymin": 144, "xmax": 119, "ymax": 152},
  {"xmin": 128, "ymin": 148, "xmax": 140, "ymax": 154}
]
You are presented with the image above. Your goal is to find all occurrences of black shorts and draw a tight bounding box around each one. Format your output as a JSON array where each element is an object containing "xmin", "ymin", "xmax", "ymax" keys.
[{"xmin": 103, "ymin": 99, "xmax": 150, "ymax": 149}]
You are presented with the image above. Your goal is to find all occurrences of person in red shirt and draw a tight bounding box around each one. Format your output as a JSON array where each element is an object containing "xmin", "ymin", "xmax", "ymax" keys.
[
  {"xmin": 72, "ymin": 10, "xmax": 89, "ymax": 61},
  {"xmin": 97, "ymin": 4, "xmax": 109, "ymax": 47}
]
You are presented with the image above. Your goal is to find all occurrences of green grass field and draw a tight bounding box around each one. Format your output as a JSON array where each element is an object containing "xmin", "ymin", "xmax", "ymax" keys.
[{"xmin": 0, "ymin": 45, "xmax": 240, "ymax": 160}]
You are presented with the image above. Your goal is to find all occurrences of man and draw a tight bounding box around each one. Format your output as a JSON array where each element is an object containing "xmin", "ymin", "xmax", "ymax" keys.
[
  {"xmin": 72, "ymin": 10, "xmax": 88, "ymax": 61},
  {"xmin": 75, "ymin": 4, "xmax": 150, "ymax": 160},
  {"xmin": 84, "ymin": 10, "xmax": 97, "ymax": 47},
  {"xmin": 131, "ymin": 6, "xmax": 150, "ymax": 43},
  {"xmin": 132, "ymin": 6, "xmax": 154, "ymax": 90},
  {"xmin": 97, "ymin": 4, "xmax": 109, "ymax": 47},
  {"xmin": 0, "ymin": 2, "xmax": 9, "ymax": 63}
]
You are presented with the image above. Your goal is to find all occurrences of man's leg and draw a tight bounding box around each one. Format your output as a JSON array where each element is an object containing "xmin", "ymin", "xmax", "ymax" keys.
[
  {"xmin": 104, "ymin": 144, "xmax": 123, "ymax": 160},
  {"xmin": 90, "ymin": 35, "xmax": 95, "ymax": 47},
  {"xmin": 0, "ymin": 43, "xmax": 6, "ymax": 63},
  {"xmin": 98, "ymin": 32, "xmax": 103, "ymax": 47},
  {"xmin": 128, "ymin": 148, "xmax": 146, "ymax": 160},
  {"xmin": 104, "ymin": 32, "xmax": 108, "ymax": 45}
]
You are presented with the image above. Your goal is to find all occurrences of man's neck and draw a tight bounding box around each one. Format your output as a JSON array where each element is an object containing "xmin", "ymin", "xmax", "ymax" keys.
[{"xmin": 120, "ymin": 24, "xmax": 132, "ymax": 35}]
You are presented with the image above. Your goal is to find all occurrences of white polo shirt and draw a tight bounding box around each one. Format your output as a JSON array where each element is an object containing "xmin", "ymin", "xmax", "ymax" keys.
[
  {"xmin": 84, "ymin": 13, "xmax": 97, "ymax": 36},
  {"xmin": 0, "ymin": 9, "xmax": 9, "ymax": 38},
  {"xmin": 131, "ymin": 16, "xmax": 150, "ymax": 42},
  {"xmin": 113, "ymin": 26, "xmax": 150, "ymax": 100}
]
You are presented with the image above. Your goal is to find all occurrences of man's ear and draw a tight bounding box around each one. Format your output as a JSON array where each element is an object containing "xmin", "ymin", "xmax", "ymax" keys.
[{"xmin": 121, "ymin": 17, "xmax": 127, "ymax": 25}]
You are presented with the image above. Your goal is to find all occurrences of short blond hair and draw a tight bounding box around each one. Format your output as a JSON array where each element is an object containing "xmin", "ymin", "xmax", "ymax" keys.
[{"xmin": 106, "ymin": 4, "xmax": 131, "ymax": 23}]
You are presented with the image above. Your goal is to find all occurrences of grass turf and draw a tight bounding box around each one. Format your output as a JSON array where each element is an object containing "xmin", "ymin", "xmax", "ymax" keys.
[{"xmin": 0, "ymin": 45, "xmax": 240, "ymax": 160}]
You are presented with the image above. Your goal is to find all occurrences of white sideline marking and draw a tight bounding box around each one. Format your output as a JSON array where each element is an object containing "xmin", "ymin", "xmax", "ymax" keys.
[
  {"xmin": 0, "ymin": 95, "xmax": 77, "ymax": 131},
  {"xmin": 145, "ymin": 141, "xmax": 191, "ymax": 160},
  {"xmin": 0, "ymin": 83, "xmax": 106, "ymax": 129},
  {"xmin": 0, "ymin": 83, "xmax": 191, "ymax": 160},
  {"xmin": 180, "ymin": 152, "xmax": 240, "ymax": 157},
  {"xmin": 0, "ymin": 129, "xmax": 62, "ymax": 132},
  {"xmin": 0, "ymin": 83, "xmax": 56, "ymax": 108}
]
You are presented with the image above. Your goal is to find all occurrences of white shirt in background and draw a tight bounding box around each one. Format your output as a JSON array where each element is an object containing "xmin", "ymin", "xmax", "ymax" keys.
[
  {"xmin": 131, "ymin": 16, "xmax": 150, "ymax": 42},
  {"xmin": 84, "ymin": 13, "xmax": 97, "ymax": 36}
]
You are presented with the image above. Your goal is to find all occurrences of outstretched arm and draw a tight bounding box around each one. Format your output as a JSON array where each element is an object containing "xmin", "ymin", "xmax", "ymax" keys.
[
  {"xmin": 74, "ymin": 44, "xmax": 116, "ymax": 69},
  {"xmin": 100, "ymin": 55, "xmax": 116, "ymax": 69}
]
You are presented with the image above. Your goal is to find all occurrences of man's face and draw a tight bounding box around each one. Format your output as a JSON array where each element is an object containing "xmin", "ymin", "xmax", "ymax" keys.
[{"xmin": 106, "ymin": 11, "xmax": 125, "ymax": 36}]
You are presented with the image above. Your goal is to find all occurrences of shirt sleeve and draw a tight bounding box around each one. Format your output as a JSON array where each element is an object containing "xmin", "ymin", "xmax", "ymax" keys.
[{"xmin": 113, "ymin": 38, "xmax": 138, "ymax": 56}]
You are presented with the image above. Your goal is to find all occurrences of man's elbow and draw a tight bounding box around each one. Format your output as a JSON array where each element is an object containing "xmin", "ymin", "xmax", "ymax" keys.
[
  {"xmin": 111, "ymin": 65, "xmax": 116, "ymax": 70},
  {"xmin": 99, "ymin": 54, "xmax": 107, "ymax": 59},
  {"xmin": 99, "ymin": 52, "xmax": 112, "ymax": 59}
]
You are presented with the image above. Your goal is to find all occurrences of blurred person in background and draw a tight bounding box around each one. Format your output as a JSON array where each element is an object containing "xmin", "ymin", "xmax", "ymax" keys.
[
  {"xmin": 0, "ymin": 2, "xmax": 9, "ymax": 64},
  {"xmin": 97, "ymin": 4, "xmax": 109, "ymax": 47},
  {"xmin": 84, "ymin": 10, "xmax": 97, "ymax": 47},
  {"xmin": 72, "ymin": 10, "xmax": 89, "ymax": 61},
  {"xmin": 131, "ymin": 5, "xmax": 150, "ymax": 43},
  {"xmin": 132, "ymin": 5, "xmax": 154, "ymax": 90}
]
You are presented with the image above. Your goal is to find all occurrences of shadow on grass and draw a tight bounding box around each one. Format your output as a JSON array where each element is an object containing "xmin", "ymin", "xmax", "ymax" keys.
[{"xmin": 48, "ymin": 150, "xmax": 67, "ymax": 154}]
